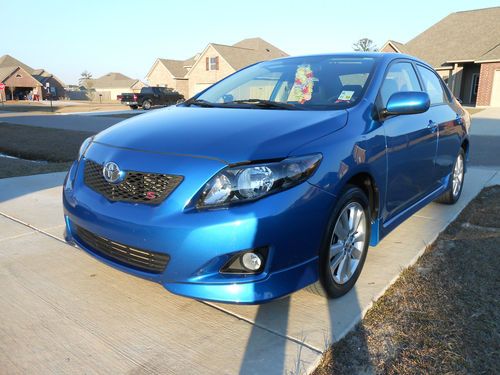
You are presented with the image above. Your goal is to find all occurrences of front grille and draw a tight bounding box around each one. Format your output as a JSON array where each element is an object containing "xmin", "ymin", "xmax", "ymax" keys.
[
  {"xmin": 75, "ymin": 225, "xmax": 169, "ymax": 274},
  {"xmin": 84, "ymin": 159, "xmax": 183, "ymax": 204}
]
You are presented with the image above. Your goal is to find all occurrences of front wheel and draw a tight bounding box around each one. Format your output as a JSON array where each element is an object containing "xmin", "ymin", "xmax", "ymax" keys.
[
  {"xmin": 312, "ymin": 186, "xmax": 371, "ymax": 298},
  {"xmin": 435, "ymin": 148, "xmax": 465, "ymax": 205}
]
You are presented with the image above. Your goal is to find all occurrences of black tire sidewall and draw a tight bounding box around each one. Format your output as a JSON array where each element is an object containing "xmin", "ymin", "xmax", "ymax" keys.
[
  {"xmin": 143, "ymin": 101, "xmax": 151, "ymax": 110},
  {"xmin": 318, "ymin": 186, "xmax": 371, "ymax": 298}
]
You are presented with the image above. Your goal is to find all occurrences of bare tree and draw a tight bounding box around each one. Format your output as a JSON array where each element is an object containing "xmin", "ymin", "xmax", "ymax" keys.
[
  {"xmin": 79, "ymin": 71, "xmax": 95, "ymax": 101},
  {"xmin": 78, "ymin": 70, "xmax": 93, "ymax": 86},
  {"xmin": 352, "ymin": 38, "xmax": 378, "ymax": 52}
]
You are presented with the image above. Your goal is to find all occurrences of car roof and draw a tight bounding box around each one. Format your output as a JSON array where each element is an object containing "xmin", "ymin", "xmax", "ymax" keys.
[{"xmin": 268, "ymin": 52, "xmax": 433, "ymax": 70}]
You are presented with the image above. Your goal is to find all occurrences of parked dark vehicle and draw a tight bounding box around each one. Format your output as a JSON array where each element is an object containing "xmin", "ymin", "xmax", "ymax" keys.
[{"xmin": 121, "ymin": 87, "xmax": 184, "ymax": 110}]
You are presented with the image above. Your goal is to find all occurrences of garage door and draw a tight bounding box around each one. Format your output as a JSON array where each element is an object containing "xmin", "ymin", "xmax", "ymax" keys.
[
  {"xmin": 491, "ymin": 70, "xmax": 500, "ymax": 107},
  {"xmin": 194, "ymin": 83, "xmax": 212, "ymax": 95}
]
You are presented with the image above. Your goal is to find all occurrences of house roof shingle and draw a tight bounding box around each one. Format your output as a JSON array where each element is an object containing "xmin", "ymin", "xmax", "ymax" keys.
[
  {"xmin": 211, "ymin": 39, "xmax": 288, "ymax": 70},
  {"xmin": 158, "ymin": 59, "xmax": 189, "ymax": 78},
  {"xmin": 91, "ymin": 72, "xmax": 142, "ymax": 89},
  {"xmin": 0, "ymin": 55, "xmax": 66, "ymax": 87},
  {"xmin": 0, "ymin": 66, "xmax": 19, "ymax": 82},
  {"xmin": 154, "ymin": 38, "xmax": 287, "ymax": 79},
  {"xmin": 0, "ymin": 54, "xmax": 35, "ymax": 74},
  {"xmin": 390, "ymin": 7, "xmax": 500, "ymax": 67}
]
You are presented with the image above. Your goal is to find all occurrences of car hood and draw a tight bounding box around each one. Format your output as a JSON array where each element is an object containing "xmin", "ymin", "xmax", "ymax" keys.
[{"xmin": 94, "ymin": 106, "xmax": 348, "ymax": 164}]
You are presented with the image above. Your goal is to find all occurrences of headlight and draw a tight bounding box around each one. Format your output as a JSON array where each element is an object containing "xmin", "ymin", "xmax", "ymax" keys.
[
  {"xmin": 78, "ymin": 136, "xmax": 94, "ymax": 160},
  {"xmin": 197, "ymin": 154, "xmax": 322, "ymax": 208}
]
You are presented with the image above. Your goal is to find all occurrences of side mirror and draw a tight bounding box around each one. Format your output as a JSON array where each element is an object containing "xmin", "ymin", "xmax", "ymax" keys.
[{"xmin": 382, "ymin": 91, "xmax": 430, "ymax": 118}]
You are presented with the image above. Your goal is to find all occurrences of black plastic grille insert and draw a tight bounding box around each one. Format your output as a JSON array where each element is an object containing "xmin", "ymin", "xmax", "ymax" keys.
[
  {"xmin": 75, "ymin": 225, "xmax": 169, "ymax": 274},
  {"xmin": 84, "ymin": 159, "xmax": 183, "ymax": 204}
]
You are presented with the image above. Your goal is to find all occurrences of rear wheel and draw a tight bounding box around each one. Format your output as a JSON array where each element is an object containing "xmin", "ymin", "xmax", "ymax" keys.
[
  {"xmin": 310, "ymin": 186, "xmax": 371, "ymax": 298},
  {"xmin": 142, "ymin": 100, "xmax": 152, "ymax": 110},
  {"xmin": 435, "ymin": 148, "xmax": 465, "ymax": 205}
]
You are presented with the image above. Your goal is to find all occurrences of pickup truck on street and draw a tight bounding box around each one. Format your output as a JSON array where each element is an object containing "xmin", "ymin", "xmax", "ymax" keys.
[{"xmin": 120, "ymin": 87, "xmax": 184, "ymax": 110}]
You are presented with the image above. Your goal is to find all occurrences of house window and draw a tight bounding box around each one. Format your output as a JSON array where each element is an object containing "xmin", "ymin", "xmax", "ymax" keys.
[{"xmin": 206, "ymin": 56, "xmax": 219, "ymax": 71}]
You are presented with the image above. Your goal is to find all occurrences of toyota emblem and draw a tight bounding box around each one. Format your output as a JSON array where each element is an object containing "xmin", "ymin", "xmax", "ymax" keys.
[{"xmin": 103, "ymin": 162, "xmax": 122, "ymax": 183}]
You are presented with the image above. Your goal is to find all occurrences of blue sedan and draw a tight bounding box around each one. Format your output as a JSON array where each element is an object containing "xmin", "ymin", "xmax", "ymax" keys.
[{"xmin": 63, "ymin": 53, "xmax": 469, "ymax": 304}]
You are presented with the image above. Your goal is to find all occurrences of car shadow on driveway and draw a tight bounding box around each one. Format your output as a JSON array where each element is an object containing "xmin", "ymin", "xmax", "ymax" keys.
[{"xmin": 239, "ymin": 288, "xmax": 372, "ymax": 374}]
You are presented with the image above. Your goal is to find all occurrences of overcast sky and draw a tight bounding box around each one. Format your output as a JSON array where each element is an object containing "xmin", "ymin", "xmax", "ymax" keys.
[{"xmin": 2, "ymin": 0, "xmax": 499, "ymax": 84}]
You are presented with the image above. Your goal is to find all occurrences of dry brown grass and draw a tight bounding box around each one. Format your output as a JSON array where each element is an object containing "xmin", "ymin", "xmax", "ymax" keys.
[
  {"xmin": 0, "ymin": 122, "xmax": 94, "ymax": 179},
  {"xmin": 314, "ymin": 186, "xmax": 500, "ymax": 375}
]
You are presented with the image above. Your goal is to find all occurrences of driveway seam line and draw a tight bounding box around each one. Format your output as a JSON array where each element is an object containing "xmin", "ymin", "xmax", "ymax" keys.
[
  {"xmin": 0, "ymin": 211, "xmax": 70, "ymax": 246},
  {"xmin": 200, "ymin": 301, "xmax": 323, "ymax": 354}
]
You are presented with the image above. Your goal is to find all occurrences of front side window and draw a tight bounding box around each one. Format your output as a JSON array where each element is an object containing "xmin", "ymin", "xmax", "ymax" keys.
[
  {"xmin": 380, "ymin": 62, "xmax": 421, "ymax": 107},
  {"xmin": 417, "ymin": 65, "xmax": 446, "ymax": 105},
  {"xmin": 195, "ymin": 56, "xmax": 377, "ymax": 110}
]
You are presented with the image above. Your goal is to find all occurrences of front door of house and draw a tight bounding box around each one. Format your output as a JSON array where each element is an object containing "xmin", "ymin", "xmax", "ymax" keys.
[{"xmin": 470, "ymin": 73, "xmax": 479, "ymax": 105}]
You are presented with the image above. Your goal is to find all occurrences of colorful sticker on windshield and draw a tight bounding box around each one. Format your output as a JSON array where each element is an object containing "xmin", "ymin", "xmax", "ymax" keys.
[
  {"xmin": 289, "ymin": 65, "xmax": 314, "ymax": 104},
  {"xmin": 337, "ymin": 90, "xmax": 355, "ymax": 102}
]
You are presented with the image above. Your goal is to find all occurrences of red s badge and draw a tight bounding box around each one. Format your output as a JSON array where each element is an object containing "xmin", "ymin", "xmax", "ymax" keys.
[{"xmin": 145, "ymin": 191, "xmax": 157, "ymax": 200}]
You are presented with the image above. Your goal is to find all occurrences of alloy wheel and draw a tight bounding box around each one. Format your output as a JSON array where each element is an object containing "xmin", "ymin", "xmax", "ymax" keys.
[
  {"xmin": 329, "ymin": 202, "xmax": 367, "ymax": 284},
  {"xmin": 452, "ymin": 153, "xmax": 464, "ymax": 197}
]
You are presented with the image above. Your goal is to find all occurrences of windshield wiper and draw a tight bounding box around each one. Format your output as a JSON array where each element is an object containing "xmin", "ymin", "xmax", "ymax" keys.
[
  {"xmin": 222, "ymin": 99, "xmax": 303, "ymax": 110},
  {"xmin": 183, "ymin": 99, "xmax": 218, "ymax": 108}
]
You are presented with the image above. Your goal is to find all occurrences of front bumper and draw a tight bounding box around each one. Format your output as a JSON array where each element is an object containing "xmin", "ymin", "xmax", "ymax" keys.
[{"xmin": 63, "ymin": 148, "xmax": 336, "ymax": 304}]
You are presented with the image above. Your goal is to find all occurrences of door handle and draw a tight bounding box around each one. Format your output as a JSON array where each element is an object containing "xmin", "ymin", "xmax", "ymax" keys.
[{"xmin": 427, "ymin": 120, "xmax": 438, "ymax": 133}]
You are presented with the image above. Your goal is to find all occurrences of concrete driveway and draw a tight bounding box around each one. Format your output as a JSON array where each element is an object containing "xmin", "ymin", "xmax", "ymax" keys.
[{"xmin": 0, "ymin": 110, "xmax": 499, "ymax": 374}]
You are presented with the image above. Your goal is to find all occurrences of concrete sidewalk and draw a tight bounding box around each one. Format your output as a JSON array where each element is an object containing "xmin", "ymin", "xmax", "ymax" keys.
[{"xmin": 0, "ymin": 167, "xmax": 498, "ymax": 374}]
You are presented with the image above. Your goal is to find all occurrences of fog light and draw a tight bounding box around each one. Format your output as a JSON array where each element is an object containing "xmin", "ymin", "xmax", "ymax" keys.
[
  {"xmin": 241, "ymin": 252, "xmax": 262, "ymax": 271},
  {"xmin": 220, "ymin": 247, "xmax": 268, "ymax": 274}
]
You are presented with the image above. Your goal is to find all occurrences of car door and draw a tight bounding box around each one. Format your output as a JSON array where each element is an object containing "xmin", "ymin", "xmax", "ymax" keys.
[
  {"xmin": 380, "ymin": 61, "xmax": 439, "ymax": 221},
  {"xmin": 416, "ymin": 64, "xmax": 461, "ymax": 184}
]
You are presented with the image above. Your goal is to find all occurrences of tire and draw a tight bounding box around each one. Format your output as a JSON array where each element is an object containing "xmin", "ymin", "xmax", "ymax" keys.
[
  {"xmin": 310, "ymin": 186, "xmax": 371, "ymax": 298},
  {"xmin": 142, "ymin": 100, "xmax": 152, "ymax": 110},
  {"xmin": 435, "ymin": 148, "xmax": 465, "ymax": 205},
  {"xmin": 130, "ymin": 105, "xmax": 138, "ymax": 110}
]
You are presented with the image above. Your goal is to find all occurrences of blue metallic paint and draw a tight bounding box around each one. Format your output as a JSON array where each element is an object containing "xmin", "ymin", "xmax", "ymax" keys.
[
  {"xmin": 385, "ymin": 91, "xmax": 430, "ymax": 116},
  {"xmin": 63, "ymin": 53, "xmax": 469, "ymax": 304}
]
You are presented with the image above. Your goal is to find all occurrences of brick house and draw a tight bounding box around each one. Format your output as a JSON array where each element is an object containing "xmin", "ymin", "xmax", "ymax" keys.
[
  {"xmin": 381, "ymin": 7, "xmax": 500, "ymax": 107},
  {"xmin": 146, "ymin": 38, "xmax": 287, "ymax": 98},
  {"xmin": 0, "ymin": 54, "xmax": 65, "ymax": 100}
]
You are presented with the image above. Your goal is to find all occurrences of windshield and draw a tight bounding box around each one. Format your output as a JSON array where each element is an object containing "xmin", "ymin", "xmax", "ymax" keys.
[{"xmin": 194, "ymin": 56, "xmax": 377, "ymax": 110}]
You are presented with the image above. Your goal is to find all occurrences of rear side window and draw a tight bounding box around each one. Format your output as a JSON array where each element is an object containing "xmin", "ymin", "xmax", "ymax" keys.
[
  {"xmin": 417, "ymin": 65, "xmax": 446, "ymax": 105},
  {"xmin": 380, "ymin": 62, "xmax": 421, "ymax": 107}
]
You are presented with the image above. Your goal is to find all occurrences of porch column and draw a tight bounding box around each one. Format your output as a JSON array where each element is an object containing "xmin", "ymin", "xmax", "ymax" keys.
[
  {"xmin": 450, "ymin": 64, "xmax": 463, "ymax": 98},
  {"xmin": 9, "ymin": 86, "xmax": 16, "ymax": 100}
]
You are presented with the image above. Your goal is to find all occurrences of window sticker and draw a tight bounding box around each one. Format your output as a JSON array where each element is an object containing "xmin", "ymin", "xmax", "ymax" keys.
[
  {"xmin": 337, "ymin": 90, "xmax": 355, "ymax": 102},
  {"xmin": 289, "ymin": 65, "xmax": 315, "ymax": 104}
]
